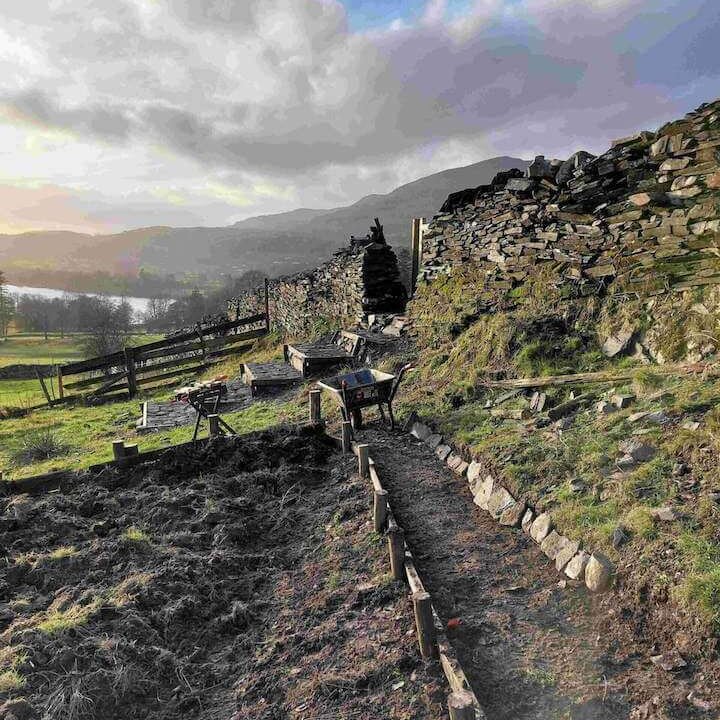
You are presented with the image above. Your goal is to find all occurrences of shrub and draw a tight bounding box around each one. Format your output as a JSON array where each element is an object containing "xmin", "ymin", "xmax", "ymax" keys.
[{"xmin": 10, "ymin": 429, "xmax": 71, "ymax": 465}]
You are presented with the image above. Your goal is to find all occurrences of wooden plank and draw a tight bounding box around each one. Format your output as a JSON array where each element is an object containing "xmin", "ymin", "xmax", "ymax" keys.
[
  {"xmin": 135, "ymin": 313, "xmax": 265, "ymax": 354},
  {"xmin": 204, "ymin": 343, "xmax": 253, "ymax": 360},
  {"xmin": 91, "ymin": 372, "xmax": 129, "ymax": 396},
  {"xmin": 483, "ymin": 363, "xmax": 720, "ymax": 390},
  {"xmin": 62, "ymin": 351, "xmax": 125, "ymax": 376},
  {"xmin": 136, "ymin": 327, "xmax": 266, "ymax": 361},
  {"xmin": 135, "ymin": 354, "xmax": 203, "ymax": 376},
  {"xmin": 34, "ymin": 366, "xmax": 52, "ymax": 405},
  {"xmin": 135, "ymin": 363, "xmax": 209, "ymax": 387},
  {"xmin": 64, "ymin": 367, "xmax": 128, "ymax": 390}
]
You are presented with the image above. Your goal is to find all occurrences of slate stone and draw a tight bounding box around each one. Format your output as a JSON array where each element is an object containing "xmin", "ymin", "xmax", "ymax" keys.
[
  {"xmin": 425, "ymin": 433, "xmax": 443, "ymax": 449},
  {"xmin": 521, "ymin": 508, "xmax": 535, "ymax": 533},
  {"xmin": 554, "ymin": 538, "xmax": 580, "ymax": 572},
  {"xmin": 473, "ymin": 475, "xmax": 495, "ymax": 511},
  {"xmin": 410, "ymin": 421, "xmax": 431, "ymax": 441},
  {"xmin": 564, "ymin": 551, "xmax": 589, "ymax": 581},
  {"xmin": 530, "ymin": 513, "xmax": 552, "ymax": 544},
  {"xmin": 499, "ymin": 500, "xmax": 527, "ymax": 528},
  {"xmin": 585, "ymin": 553, "xmax": 614, "ymax": 592},
  {"xmin": 435, "ymin": 444, "xmax": 452, "ymax": 462},
  {"xmin": 619, "ymin": 439, "xmax": 656, "ymax": 462},
  {"xmin": 487, "ymin": 486, "xmax": 516, "ymax": 519}
]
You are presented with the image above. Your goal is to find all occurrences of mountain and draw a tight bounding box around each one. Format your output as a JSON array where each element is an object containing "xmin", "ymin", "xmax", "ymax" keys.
[{"xmin": 0, "ymin": 156, "xmax": 529, "ymax": 290}]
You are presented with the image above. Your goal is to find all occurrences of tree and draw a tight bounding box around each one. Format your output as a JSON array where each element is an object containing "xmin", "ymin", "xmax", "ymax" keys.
[
  {"xmin": 0, "ymin": 272, "xmax": 15, "ymax": 338},
  {"xmin": 80, "ymin": 296, "xmax": 131, "ymax": 358}
]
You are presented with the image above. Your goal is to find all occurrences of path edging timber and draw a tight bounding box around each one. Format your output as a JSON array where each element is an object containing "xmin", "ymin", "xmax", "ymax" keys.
[{"xmin": 323, "ymin": 426, "xmax": 487, "ymax": 720}]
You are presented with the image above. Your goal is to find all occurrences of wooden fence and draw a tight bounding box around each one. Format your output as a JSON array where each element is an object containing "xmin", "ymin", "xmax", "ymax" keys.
[{"xmin": 52, "ymin": 311, "xmax": 269, "ymax": 404}]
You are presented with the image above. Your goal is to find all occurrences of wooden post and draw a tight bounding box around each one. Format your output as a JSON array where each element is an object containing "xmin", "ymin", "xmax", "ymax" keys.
[
  {"xmin": 373, "ymin": 489, "xmax": 388, "ymax": 533},
  {"xmin": 357, "ymin": 444, "xmax": 370, "ymax": 479},
  {"xmin": 264, "ymin": 277, "xmax": 270, "ymax": 331},
  {"xmin": 412, "ymin": 591, "xmax": 437, "ymax": 660},
  {"xmin": 56, "ymin": 365, "xmax": 64, "ymax": 400},
  {"xmin": 411, "ymin": 217, "xmax": 422, "ymax": 295},
  {"xmin": 112, "ymin": 440, "xmax": 126, "ymax": 460},
  {"xmin": 208, "ymin": 414, "xmax": 220, "ymax": 437},
  {"xmin": 341, "ymin": 421, "xmax": 352, "ymax": 453},
  {"xmin": 448, "ymin": 691, "xmax": 475, "ymax": 720},
  {"xmin": 309, "ymin": 389, "xmax": 321, "ymax": 423},
  {"xmin": 123, "ymin": 443, "xmax": 139, "ymax": 457},
  {"xmin": 124, "ymin": 347, "xmax": 138, "ymax": 398},
  {"xmin": 387, "ymin": 523, "xmax": 405, "ymax": 580}
]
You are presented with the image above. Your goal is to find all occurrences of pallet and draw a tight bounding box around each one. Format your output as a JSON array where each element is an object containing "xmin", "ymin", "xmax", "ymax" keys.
[
  {"xmin": 243, "ymin": 362, "xmax": 302, "ymax": 395},
  {"xmin": 284, "ymin": 343, "xmax": 354, "ymax": 377}
]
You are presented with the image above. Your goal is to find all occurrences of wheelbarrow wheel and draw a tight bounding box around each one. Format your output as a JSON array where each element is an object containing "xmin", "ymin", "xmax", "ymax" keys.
[{"xmin": 351, "ymin": 408, "xmax": 363, "ymax": 430}]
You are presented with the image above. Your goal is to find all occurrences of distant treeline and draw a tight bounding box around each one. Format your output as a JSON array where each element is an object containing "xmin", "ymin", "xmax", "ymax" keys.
[{"xmin": 143, "ymin": 270, "xmax": 266, "ymax": 331}]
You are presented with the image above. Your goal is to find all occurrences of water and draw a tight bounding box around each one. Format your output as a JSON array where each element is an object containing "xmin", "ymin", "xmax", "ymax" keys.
[{"xmin": 4, "ymin": 284, "xmax": 151, "ymax": 316}]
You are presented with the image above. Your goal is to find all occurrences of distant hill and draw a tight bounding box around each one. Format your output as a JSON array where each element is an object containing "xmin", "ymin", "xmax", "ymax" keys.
[{"xmin": 0, "ymin": 156, "xmax": 528, "ymax": 290}]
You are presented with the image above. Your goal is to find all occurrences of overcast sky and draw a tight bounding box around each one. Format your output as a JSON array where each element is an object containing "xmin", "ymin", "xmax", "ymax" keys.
[{"xmin": 0, "ymin": 0, "xmax": 718, "ymax": 234}]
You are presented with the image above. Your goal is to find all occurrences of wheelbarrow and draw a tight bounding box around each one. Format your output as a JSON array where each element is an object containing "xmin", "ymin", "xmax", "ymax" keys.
[{"xmin": 316, "ymin": 364, "xmax": 413, "ymax": 431}]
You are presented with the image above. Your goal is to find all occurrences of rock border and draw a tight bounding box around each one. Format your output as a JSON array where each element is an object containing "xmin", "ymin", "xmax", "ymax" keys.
[{"xmin": 406, "ymin": 413, "xmax": 615, "ymax": 593}]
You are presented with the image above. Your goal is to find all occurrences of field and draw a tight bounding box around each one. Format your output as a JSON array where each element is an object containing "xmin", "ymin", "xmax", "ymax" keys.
[{"xmin": 0, "ymin": 332, "xmax": 163, "ymax": 409}]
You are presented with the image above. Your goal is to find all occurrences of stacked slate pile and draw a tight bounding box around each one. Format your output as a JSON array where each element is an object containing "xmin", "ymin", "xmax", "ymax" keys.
[
  {"xmin": 420, "ymin": 97, "xmax": 720, "ymax": 301},
  {"xmin": 361, "ymin": 242, "xmax": 408, "ymax": 313}
]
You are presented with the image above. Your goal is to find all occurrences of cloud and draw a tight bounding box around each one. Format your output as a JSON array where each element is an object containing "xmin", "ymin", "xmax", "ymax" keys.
[{"xmin": 0, "ymin": 0, "xmax": 718, "ymax": 232}]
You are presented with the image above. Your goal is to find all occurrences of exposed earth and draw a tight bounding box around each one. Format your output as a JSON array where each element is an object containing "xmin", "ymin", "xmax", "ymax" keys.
[{"xmin": 0, "ymin": 427, "xmax": 445, "ymax": 720}]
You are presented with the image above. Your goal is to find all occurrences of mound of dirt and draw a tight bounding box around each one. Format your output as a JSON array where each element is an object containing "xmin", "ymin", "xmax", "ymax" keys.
[{"xmin": 0, "ymin": 427, "xmax": 444, "ymax": 719}]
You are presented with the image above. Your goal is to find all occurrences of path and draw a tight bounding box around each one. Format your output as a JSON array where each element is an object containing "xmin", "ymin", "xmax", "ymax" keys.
[{"xmin": 359, "ymin": 424, "xmax": 656, "ymax": 720}]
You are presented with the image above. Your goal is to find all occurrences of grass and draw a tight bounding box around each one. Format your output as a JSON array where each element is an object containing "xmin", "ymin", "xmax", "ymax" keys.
[
  {"xmin": 0, "ymin": 378, "xmax": 48, "ymax": 408},
  {"xmin": 37, "ymin": 600, "xmax": 102, "ymax": 635},
  {"xmin": 122, "ymin": 527, "xmax": 150, "ymax": 543},
  {"xmin": 0, "ymin": 336, "xmax": 308, "ymax": 480},
  {"xmin": 675, "ymin": 533, "xmax": 720, "ymax": 628},
  {"xmin": 0, "ymin": 669, "xmax": 26, "ymax": 692}
]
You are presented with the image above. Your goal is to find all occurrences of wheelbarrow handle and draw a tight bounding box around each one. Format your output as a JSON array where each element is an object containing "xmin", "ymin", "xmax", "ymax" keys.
[{"xmin": 389, "ymin": 363, "xmax": 414, "ymax": 402}]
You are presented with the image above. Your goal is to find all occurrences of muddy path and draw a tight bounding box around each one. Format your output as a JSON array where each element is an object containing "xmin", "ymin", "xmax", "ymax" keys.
[{"xmin": 359, "ymin": 424, "xmax": 703, "ymax": 720}]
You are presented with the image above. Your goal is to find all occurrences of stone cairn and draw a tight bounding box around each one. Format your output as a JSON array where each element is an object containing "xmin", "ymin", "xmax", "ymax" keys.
[
  {"xmin": 229, "ymin": 219, "xmax": 407, "ymax": 336},
  {"xmin": 420, "ymin": 98, "xmax": 720, "ymax": 303}
]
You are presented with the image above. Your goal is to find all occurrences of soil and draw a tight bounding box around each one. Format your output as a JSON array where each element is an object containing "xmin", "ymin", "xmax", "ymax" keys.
[
  {"xmin": 357, "ymin": 422, "xmax": 720, "ymax": 720},
  {"xmin": 0, "ymin": 426, "xmax": 445, "ymax": 720}
]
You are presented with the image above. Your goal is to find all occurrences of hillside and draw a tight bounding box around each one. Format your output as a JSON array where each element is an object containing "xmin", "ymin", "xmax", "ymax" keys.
[{"xmin": 0, "ymin": 156, "xmax": 527, "ymax": 290}]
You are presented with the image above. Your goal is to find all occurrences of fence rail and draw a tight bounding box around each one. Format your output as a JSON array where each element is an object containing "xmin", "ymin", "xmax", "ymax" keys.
[{"xmin": 54, "ymin": 309, "xmax": 269, "ymax": 404}]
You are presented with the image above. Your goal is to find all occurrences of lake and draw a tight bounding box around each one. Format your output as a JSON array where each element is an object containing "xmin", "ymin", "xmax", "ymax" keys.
[{"xmin": 5, "ymin": 284, "xmax": 152, "ymax": 316}]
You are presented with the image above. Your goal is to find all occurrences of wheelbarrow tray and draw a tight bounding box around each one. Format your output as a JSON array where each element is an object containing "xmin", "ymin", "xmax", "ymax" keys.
[{"xmin": 317, "ymin": 368, "xmax": 395, "ymax": 411}]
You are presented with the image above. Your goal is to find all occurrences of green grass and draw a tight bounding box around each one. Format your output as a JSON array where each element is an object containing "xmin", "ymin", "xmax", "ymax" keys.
[
  {"xmin": 675, "ymin": 533, "xmax": 720, "ymax": 628},
  {"xmin": 0, "ymin": 383, "xmax": 306, "ymax": 479},
  {"xmin": 37, "ymin": 601, "xmax": 101, "ymax": 635},
  {"xmin": 122, "ymin": 527, "xmax": 150, "ymax": 543},
  {"xmin": 0, "ymin": 378, "xmax": 48, "ymax": 408},
  {"xmin": 0, "ymin": 669, "xmax": 25, "ymax": 692}
]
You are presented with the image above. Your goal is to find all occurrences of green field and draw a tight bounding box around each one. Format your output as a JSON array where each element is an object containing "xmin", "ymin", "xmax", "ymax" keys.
[{"xmin": 0, "ymin": 334, "xmax": 87, "ymax": 367}]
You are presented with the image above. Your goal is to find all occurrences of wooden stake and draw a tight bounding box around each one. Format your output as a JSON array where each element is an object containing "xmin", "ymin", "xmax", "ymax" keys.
[
  {"xmin": 358, "ymin": 444, "xmax": 370, "ymax": 479},
  {"xmin": 448, "ymin": 691, "xmax": 475, "ymax": 720},
  {"xmin": 123, "ymin": 443, "xmax": 139, "ymax": 457},
  {"xmin": 387, "ymin": 523, "xmax": 405, "ymax": 580},
  {"xmin": 309, "ymin": 389, "xmax": 321, "ymax": 423},
  {"xmin": 56, "ymin": 365, "xmax": 64, "ymax": 400},
  {"xmin": 112, "ymin": 440, "xmax": 126, "ymax": 460},
  {"xmin": 124, "ymin": 347, "xmax": 138, "ymax": 398},
  {"xmin": 208, "ymin": 414, "xmax": 220, "ymax": 437},
  {"xmin": 341, "ymin": 420, "xmax": 352, "ymax": 453},
  {"xmin": 412, "ymin": 591, "xmax": 437, "ymax": 660},
  {"xmin": 373, "ymin": 488, "xmax": 388, "ymax": 533}
]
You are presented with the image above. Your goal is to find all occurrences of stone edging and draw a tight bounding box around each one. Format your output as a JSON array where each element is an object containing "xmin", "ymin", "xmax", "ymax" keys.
[{"xmin": 406, "ymin": 413, "xmax": 614, "ymax": 593}]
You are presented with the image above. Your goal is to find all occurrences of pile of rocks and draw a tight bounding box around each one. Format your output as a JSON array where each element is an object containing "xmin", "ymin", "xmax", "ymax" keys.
[
  {"xmin": 420, "ymin": 98, "xmax": 720, "ymax": 302},
  {"xmin": 229, "ymin": 227, "xmax": 407, "ymax": 337}
]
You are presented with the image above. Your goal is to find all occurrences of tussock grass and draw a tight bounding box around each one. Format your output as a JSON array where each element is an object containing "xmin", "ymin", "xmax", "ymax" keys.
[{"xmin": 10, "ymin": 428, "xmax": 71, "ymax": 465}]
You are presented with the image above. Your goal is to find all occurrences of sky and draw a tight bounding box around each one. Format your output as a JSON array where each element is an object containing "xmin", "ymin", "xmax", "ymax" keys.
[{"xmin": 0, "ymin": 0, "xmax": 718, "ymax": 234}]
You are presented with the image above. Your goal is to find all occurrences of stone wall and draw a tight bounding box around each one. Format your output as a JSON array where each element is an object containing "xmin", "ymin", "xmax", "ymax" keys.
[
  {"xmin": 420, "ymin": 98, "xmax": 720, "ymax": 304},
  {"xmin": 229, "ymin": 235, "xmax": 407, "ymax": 336}
]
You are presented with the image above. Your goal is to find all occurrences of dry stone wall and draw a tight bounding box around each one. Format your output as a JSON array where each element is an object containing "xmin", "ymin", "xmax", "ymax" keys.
[
  {"xmin": 420, "ymin": 98, "xmax": 720, "ymax": 303},
  {"xmin": 229, "ymin": 238, "xmax": 407, "ymax": 336}
]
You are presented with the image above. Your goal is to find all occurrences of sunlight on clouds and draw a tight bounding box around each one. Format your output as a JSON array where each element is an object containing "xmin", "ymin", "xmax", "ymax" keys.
[{"xmin": 202, "ymin": 182, "xmax": 254, "ymax": 207}]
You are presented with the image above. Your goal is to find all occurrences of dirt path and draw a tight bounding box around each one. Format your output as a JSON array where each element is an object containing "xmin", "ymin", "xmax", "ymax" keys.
[{"xmin": 360, "ymin": 424, "xmax": 636, "ymax": 720}]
